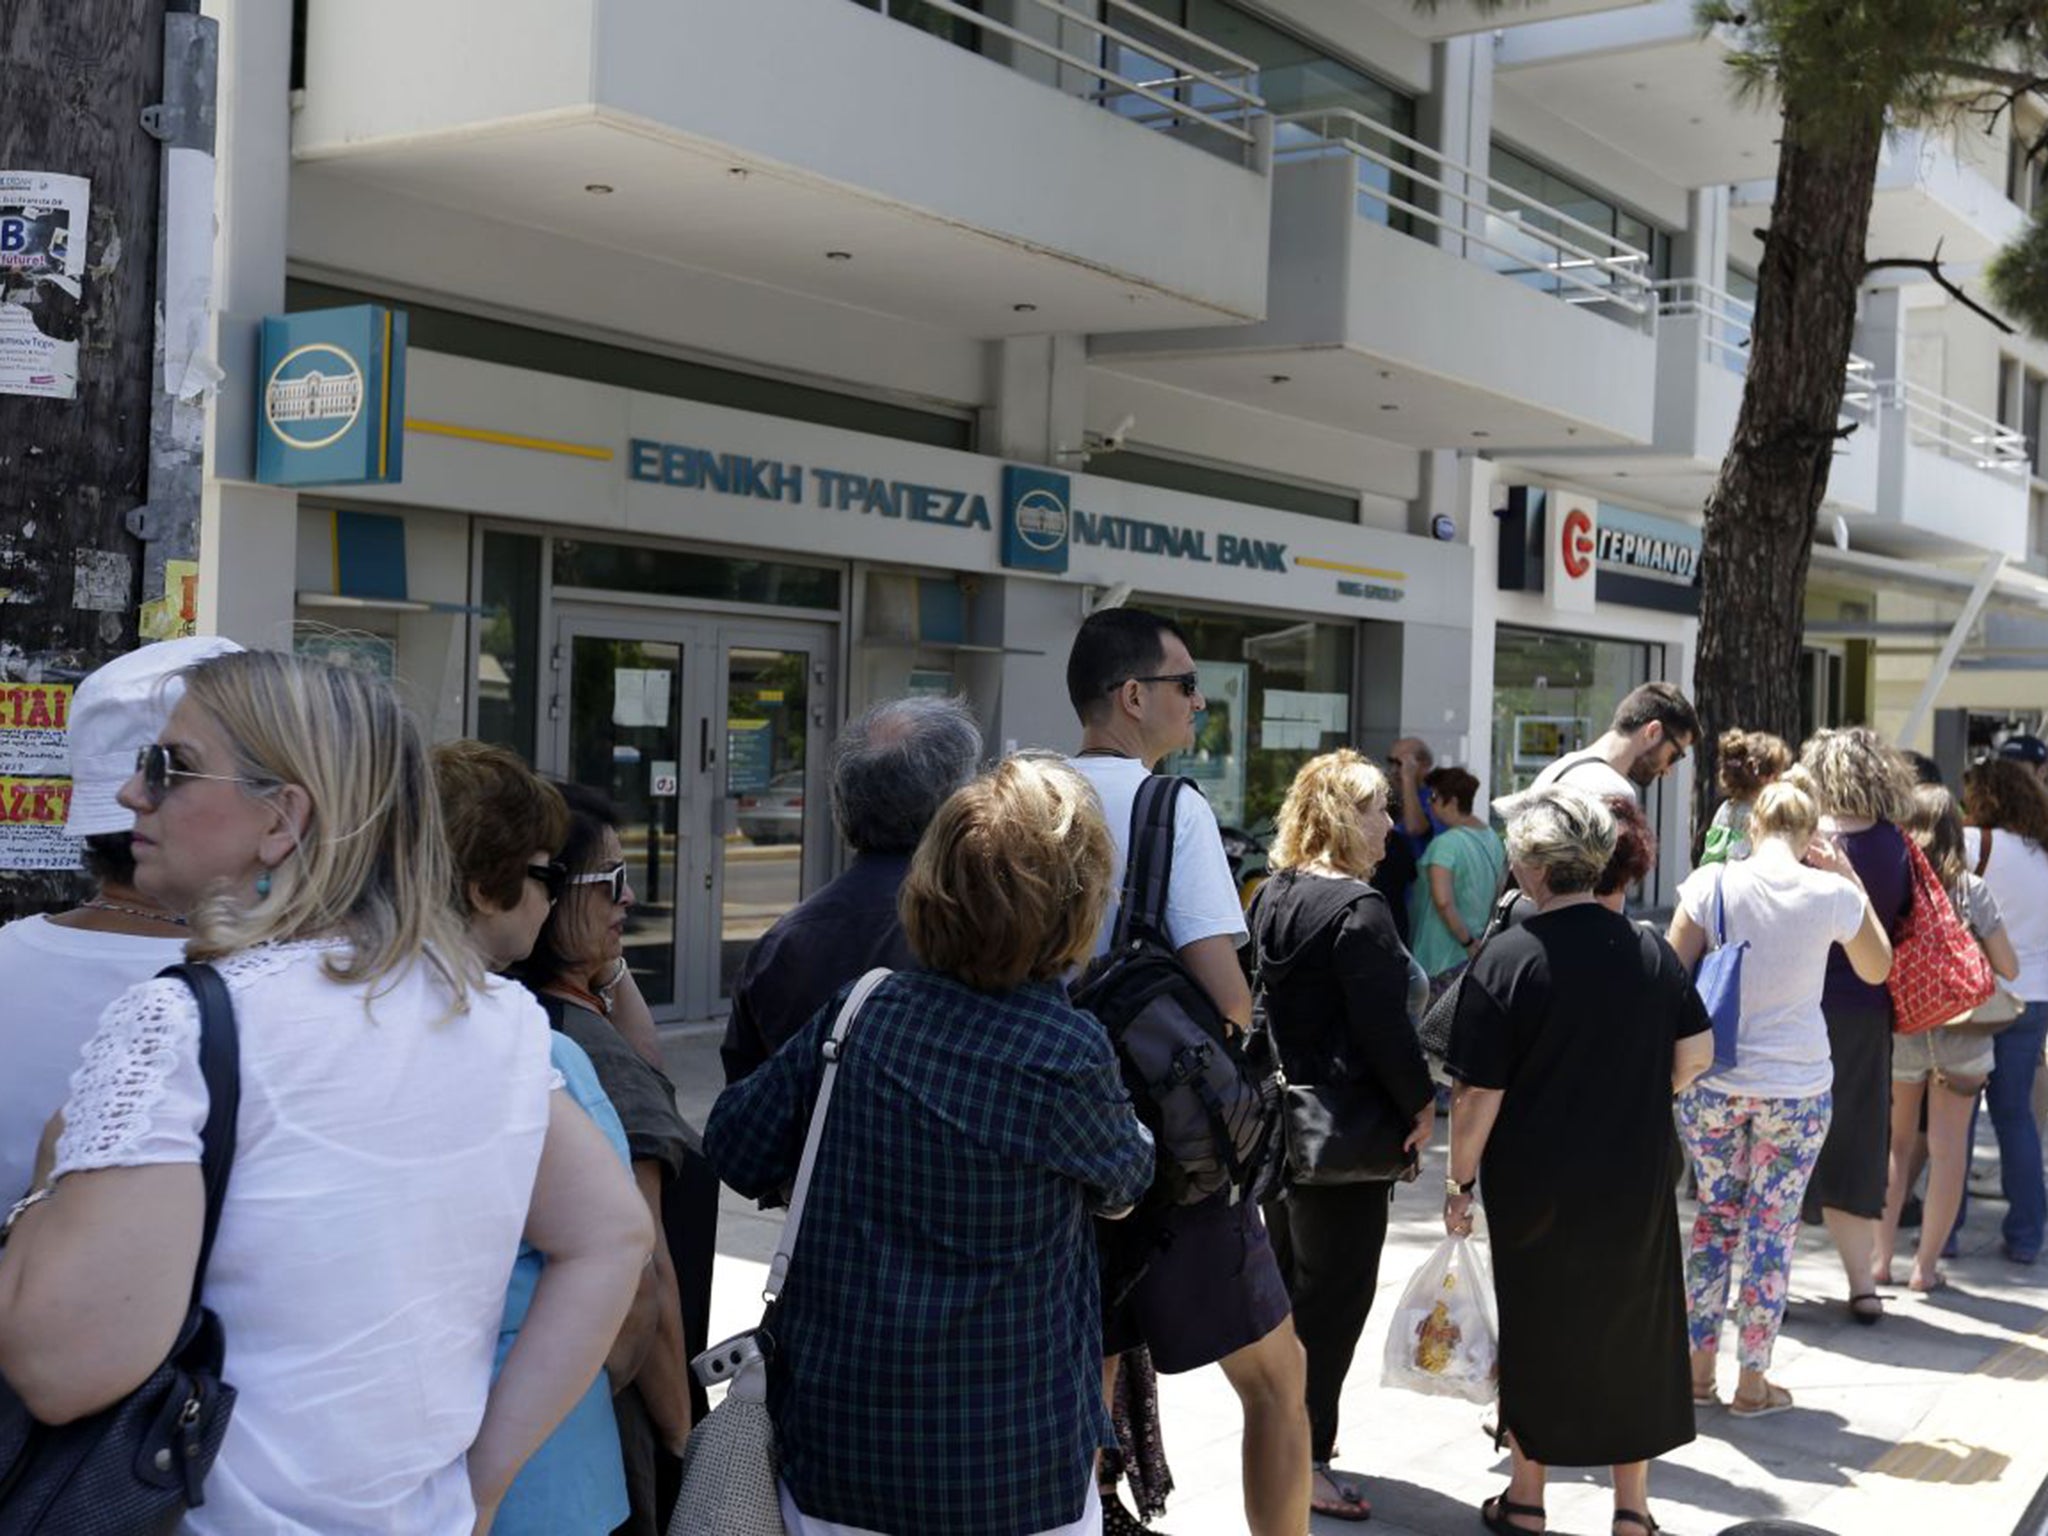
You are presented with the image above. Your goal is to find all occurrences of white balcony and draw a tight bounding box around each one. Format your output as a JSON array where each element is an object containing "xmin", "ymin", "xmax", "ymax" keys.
[
  {"xmin": 1494, "ymin": 1, "xmax": 1778, "ymax": 186},
  {"xmin": 1299, "ymin": 0, "xmax": 1654, "ymax": 43},
  {"xmin": 293, "ymin": 0, "xmax": 1273, "ymax": 337},
  {"xmin": 1093, "ymin": 111, "xmax": 1658, "ymax": 449},
  {"xmin": 1732, "ymin": 128, "xmax": 2027, "ymax": 266},
  {"xmin": 1496, "ymin": 281, "xmax": 1880, "ymax": 514},
  {"xmin": 1863, "ymin": 379, "xmax": 2031, "ymax": 554}
]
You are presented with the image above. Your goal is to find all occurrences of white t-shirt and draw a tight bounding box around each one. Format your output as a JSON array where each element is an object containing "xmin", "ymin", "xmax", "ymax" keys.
[
  {"xmin": 1067, "ymin": 755, "xmax": 1247, "ymax": 957},
  {"xmin": 1965, "ymin": 828, "xmax": 2048, "ymax": 1000},
  {"xmin": 0, "ymin": 915, "xmax": 188, "ymax": 1203},
  {"xmin": 1677, "ymin": 857, "xmax": 1865, "ymax": 1099},
  {"xmin": 1492, "ymin": 747, "xmax": 1637, "ymax": 821},
  {"xmin": 52, "ymin": 940, "xmax": 557, "ymax": 1536}
]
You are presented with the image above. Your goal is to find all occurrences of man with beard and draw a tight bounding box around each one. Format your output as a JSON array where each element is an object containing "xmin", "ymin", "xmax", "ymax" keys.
[{"xmin": 1494, "ymin": 681, "xmax": 1699, "ymax": 819}]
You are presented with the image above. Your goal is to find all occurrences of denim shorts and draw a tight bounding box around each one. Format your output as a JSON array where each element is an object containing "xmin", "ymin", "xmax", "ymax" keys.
[{"xmin": 1892, "ymin": 1027, "xmax": 1995, "ymax": 1085}]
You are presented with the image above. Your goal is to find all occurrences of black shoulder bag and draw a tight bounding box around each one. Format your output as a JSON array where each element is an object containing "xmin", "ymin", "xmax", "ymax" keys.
[
  {"xmin": 0, "ymin": 962, "xmax": 241, "ymax": 1533},
  {"xmin": 1416, "ymin": 890, "xmax": 1521, "ymax": 1063}
]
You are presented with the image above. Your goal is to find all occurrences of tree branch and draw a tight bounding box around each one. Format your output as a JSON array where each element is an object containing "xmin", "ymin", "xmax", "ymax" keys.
[{"xmin": 1865, "ymin": 255, "xmax": 2017, "ymax": 335}]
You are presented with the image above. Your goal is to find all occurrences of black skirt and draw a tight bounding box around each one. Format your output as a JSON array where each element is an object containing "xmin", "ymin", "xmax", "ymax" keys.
[{"xmin": 1802, "ymin": 1002, "xmax": 1894, "ymax": 1222}]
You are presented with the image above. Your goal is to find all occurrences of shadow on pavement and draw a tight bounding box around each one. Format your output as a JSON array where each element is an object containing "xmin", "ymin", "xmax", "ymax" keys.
[{"xmin": 1336, "ymin": 1474, "xmax": 1507, "ymax": 1534}]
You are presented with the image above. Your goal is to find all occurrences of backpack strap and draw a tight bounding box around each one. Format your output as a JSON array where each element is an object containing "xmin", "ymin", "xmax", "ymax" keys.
[
  {"xmin": 156, "ymin": 962, "xmax": 241, "ymax": 1311},
  {"xmin": 1113, "ymin": 775, "xmax": 1188, "ymax": 951}
]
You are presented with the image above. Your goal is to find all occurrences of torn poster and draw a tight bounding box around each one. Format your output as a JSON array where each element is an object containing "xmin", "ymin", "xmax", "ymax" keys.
[{"xmin": 0, "ymin": 170, "xmax": 90, "ymax": 400}]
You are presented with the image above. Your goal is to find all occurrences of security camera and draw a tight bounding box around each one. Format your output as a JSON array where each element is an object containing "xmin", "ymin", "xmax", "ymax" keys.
[
  {"xmin": 1104, "ymin": 414, "xmax": 1137, "ymax": 453},
  {"xmin": 1090, "ymin": 582, "xmax": 1135, "ymax": 614}
]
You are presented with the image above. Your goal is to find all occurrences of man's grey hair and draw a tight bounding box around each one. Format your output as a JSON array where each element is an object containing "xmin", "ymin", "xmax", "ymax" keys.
[{"xmin": 831, "ymin": 695, "xmax": 984, "ymax": 854}]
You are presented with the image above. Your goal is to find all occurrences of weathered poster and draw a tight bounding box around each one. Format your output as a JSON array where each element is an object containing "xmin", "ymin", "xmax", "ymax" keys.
[
  {"xmin": 0, "ymin": 171, "xmax": 90, "ymax": 400},
  {"xmin": 0, "ymin": 775, "xmax": 79, "ymax": 871},
  {"xmin": 0, "ymin": 682, "xmax": 72, "ymax": 776}
]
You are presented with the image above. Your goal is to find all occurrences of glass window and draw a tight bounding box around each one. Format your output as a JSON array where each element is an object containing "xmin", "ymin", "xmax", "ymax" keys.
[
  {"xmin": 1486, "ymin": 145, "xmax": 1671, "ymax": 312},
  {"xmin": 552, "ymin": 539, "xmax": 841, "ymax": 611},
  {"xmin": 477, "ymin": 531, "xmax": 542, "ymax": 761},
  {"xmin": 2026, "ymin": 371, "xmax": 2047, "ymax": 479},
  {"xmin": 1085, "ymin": 450, "xmax": 1358, "ymax": 523},
  {"xmin": 1147, "ymin": 605, "xmax": 1356, "ymax": 832},
  {"xmin": 1491, "ymin": 625, "xmax": 1656, "ymax": 800},
  {"xmin": 849, "ymin": 0, "xmax": 982, "ymax": 51}
]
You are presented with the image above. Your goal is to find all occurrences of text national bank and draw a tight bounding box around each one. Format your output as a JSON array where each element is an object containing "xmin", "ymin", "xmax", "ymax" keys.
[{"xmin": 629, "ymin": 439, "xmax": 1288, "ymax": 573}]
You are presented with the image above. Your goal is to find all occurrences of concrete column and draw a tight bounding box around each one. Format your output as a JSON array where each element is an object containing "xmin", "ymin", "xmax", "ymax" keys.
[
  {"xmin": 198, "ymin": 0, "xmax": 297, "ymax": 647},
  {"xmin": 989, "ymin": 575, "xmax": 1085, "ymax": 757},
  {"xmin": 982, "ymin": 334, "xmax": 1088, "ymax": 467},
  {"xmin": 1680, "ymin": 185, "xmax": 1730, "ymax": 286},
  {"xmin": 1855, "ymin": 286, "xmax": 1908, "ymax": 381},
  {"xmin": 1420, "ymin": 35, "xmax": 1493, "ymax": 256}
]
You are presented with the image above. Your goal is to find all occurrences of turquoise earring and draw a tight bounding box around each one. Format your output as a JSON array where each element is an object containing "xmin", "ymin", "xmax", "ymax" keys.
[{"xmin": 256, "ymin": 871, "xmax": 272, "ymax": 898}]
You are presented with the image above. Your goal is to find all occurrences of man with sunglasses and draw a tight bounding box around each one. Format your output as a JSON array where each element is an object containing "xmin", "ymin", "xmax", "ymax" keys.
[
  {"xmin": 1065, "ymin": 607, "xmax": 1310, "ymax": 1536},
  {"xmin": 1493, "ymin": 681, "xmax": 1701, "ymax": 822}
]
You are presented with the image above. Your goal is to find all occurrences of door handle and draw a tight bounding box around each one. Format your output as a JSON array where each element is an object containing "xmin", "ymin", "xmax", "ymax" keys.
[{"xmin": 699, "ymin": 718, "xmax": 715, "ymax": 773}]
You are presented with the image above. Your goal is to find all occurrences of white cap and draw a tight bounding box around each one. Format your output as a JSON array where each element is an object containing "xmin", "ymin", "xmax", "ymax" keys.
[{"xmin": 63, "ymin": 636, "xmax": 245, "ymax": 837}]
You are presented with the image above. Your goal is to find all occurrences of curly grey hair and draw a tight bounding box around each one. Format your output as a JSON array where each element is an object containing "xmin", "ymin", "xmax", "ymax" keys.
[
  {"xmin": 831, "ymin": 695, "xmax": 984, "ymax": 854},
  {"xmin": 1504, "ymin": 786, "xmax": 1617, "ymax": 896}
]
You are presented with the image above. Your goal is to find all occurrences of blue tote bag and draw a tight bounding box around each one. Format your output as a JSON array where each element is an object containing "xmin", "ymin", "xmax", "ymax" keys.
[{"xmin": 1696, "ymin": 869, "xmax": 1748, "ymax": 1070}]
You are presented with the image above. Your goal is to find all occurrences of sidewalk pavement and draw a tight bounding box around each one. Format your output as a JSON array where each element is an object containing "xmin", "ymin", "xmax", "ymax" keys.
[{"xmin": 664, "ymin": 1027, "xmax": 2048, "ymax": 1536}]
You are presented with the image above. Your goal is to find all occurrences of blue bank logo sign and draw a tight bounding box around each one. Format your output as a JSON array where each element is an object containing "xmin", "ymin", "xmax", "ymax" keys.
[
  {"xmin": 1001, "ymin": 466, "xmax": 1070, "ymax": 574},
  {"xmin": 264, "ymin": 343, "xmax": 365, "ymax": 450}
]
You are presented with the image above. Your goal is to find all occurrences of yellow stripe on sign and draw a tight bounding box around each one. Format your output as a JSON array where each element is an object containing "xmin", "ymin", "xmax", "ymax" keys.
[
  {"xmin": 1296, "ymin": 555, "xmax": 1409, "ymax": 582},
  {"xmin": 404, "ymin": 418, "xmax": 615, "ymax": 462}
]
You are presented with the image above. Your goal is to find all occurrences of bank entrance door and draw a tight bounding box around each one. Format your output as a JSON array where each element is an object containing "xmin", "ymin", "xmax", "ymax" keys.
[{"xmin": 550, "ymin": 608, "xmax": 834, "ymax": 1022}]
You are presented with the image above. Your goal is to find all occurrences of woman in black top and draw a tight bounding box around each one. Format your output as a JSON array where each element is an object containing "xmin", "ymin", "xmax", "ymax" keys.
[
  {"xmin": 1445, "ymin": 787, "xmax": 1714, "ymax": 1536},
  {"xmin": 1250, "ymin": 749, "xmax": 1435, "ymax": 1523}
]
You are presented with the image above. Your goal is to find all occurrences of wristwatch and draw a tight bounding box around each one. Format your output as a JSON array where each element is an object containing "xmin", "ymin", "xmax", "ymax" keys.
[{"xmin": 1444, "ymin": 1175, "xmax": 1477, "ymax": 1198}]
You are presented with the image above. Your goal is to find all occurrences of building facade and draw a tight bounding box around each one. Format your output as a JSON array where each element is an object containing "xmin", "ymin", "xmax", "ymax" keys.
[{"xmin": 194, "ymin": 0, "xmax": 2047, "ymax": 1021}]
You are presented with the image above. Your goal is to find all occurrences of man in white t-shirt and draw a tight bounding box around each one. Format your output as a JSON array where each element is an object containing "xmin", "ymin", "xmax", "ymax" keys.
[
  {"xmin": 1494, "ymin": 680, "xmax": 1700, "ymax": 821},
  {"xmin": 1066, "ymin": 607, "xmax": 1309, "ymax": 1536}
]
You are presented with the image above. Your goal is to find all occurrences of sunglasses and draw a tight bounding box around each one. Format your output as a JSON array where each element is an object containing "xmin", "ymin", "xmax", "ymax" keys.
[
  {"xmin": 567, "ymin": 861, "xmax": 630, "ymax": 904},
  {"xmin": 526, "ymin": 861, "xmax": 568, "ymax": 905},
  {"xmin": 132, "ymin": 742, "xmax": 272, "ymax": 806},
  {"xmin": 1124, "ymin": 672, "xmax": 1202, "ymax": 699}
]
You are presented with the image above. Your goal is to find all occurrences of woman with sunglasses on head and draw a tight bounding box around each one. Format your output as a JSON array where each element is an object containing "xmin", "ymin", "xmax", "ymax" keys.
[
  {"xmin": 511, "ymin": 782, "xmax": 694, "ymax": 1535},
  {"xmin": 0, "ymin": 651, "xmax": 651, "ymax": 1534},
  {"xmin": 437, "ymin": 741, "xmax": 662, "ymax": 1536}
]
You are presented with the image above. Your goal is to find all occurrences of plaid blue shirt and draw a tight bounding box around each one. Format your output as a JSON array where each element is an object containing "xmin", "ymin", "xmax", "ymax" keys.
[{"xmin": 706, "ymin": 970, "xmax": 1153, "ymax": 1536}]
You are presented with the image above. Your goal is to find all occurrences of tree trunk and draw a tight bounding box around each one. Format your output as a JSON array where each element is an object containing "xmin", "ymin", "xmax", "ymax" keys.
[
  {"xmin": 1692, "ymin": 100, "xmax": 1887, "ymax": 840},
  {"xmin": 0, "ymin": 0, "xmax": 163, "ymax": 918}
]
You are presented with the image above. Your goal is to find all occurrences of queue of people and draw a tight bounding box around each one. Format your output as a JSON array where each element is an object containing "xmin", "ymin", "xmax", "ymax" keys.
[{"xmin": 4, "ymin": 624, "xmax": 2045, "ymax": 1536}]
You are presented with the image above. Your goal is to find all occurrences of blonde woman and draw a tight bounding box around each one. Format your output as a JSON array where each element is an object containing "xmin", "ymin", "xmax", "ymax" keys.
[
  {"xmin": 1444, "ymin": 789, "xmax": 1713, "ymax": 1536},
  {"xmin": 1247, "ymin": 749, "xmax": 1434, "ymax": 1522},
  {"xmin": 0, "ymin": 652, "xmax": 650, "ymax": 1534},
  {"xmin": 1797, "ymin": 729, "xmax": 1916, "ymax": 1323},
  {"xmin": 1670, "ymin": 778, "xmax": 1891, "ymax": 1417},
  {"xmin": 706, "ymin": 756, "xmax": 1154, "ymax": 1536}
]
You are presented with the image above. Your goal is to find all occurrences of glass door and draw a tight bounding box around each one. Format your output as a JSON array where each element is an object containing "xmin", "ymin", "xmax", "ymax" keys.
[
  {"xmin": 552, "ymin": 615, "xmax": 697, "ymax": 1012},
  {"xmin": 553, "ymin": 609, "xmax": 835, "ymax": 1022}
]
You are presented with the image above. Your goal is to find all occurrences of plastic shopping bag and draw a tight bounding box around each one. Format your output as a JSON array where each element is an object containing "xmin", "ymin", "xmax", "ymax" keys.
[{"xmin": 1381, "ymin": 1235, "xmax": 1499, "ymax": 1403}]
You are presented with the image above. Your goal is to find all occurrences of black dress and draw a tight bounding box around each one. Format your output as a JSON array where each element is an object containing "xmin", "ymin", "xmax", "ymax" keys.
[{"xmin": 1447, "ymin": 904, "xmax": 1708, "ymax": 1468}]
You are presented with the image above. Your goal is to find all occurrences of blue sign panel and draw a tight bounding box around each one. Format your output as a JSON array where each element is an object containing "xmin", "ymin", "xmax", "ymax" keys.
[
  {"xmin": 1001, "ymin": 465, "xmax": 1071, "ymax": 574},
  {"xmin": 256, "ymin": 305, "xmax": 407, "ymax": 487}
]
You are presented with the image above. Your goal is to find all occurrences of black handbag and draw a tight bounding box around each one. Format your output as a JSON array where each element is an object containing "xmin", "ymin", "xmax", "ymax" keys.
[
  {"xmin": 1416, "ymin": 890, "xmax": 1521, "ymax": 1061},
  {"xmin": 1280, "ymin": 1078, "xmax": 1417, "ymax": 1185},
  {"xmin": 0, "ymin": 962, "xmax": 241, "ymax": 1533}
]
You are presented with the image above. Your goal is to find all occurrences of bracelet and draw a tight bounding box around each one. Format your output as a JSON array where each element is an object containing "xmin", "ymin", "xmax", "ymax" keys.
[{"xmin": 2, "ymin": 1185, "xmax": 54, "ymax": 1239}]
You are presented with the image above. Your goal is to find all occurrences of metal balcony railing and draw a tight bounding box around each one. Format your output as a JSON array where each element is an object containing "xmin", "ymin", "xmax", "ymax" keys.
[
  {"xmin": 1275, "ymin": 108, "xmax": 1657, "ymax": 330},
  {"xmin": 862, "ymin": 0, "xmax": 1266, "ymax": 167},
  {"xmin": 1655, "ymin": 280, "xmax": 1878, "ymax": 420},
  {"xmin": 1877, "ymin": 378, "xmax": 2030, "ymax": 473}
]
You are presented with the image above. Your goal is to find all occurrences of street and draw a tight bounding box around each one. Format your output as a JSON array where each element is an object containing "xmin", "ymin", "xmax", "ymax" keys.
[{"xmin": 664, "ymin": 1028, "xmax": 2048, "ymax": 1536}]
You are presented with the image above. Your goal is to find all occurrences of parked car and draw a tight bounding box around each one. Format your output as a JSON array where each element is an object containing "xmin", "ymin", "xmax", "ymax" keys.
[{"xmin": 737, "ymin": 770, "xmax": 805, "ymax": 844}]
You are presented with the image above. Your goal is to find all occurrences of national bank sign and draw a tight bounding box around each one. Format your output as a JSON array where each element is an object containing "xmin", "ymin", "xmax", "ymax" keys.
[{"xmin": 627, "ymin": 438, "xmax": 1290, "ymax": 579}]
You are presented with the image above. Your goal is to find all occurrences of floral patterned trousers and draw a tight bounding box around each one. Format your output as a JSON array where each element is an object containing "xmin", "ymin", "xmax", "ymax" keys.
[{"xmin": 1676, "ymin": 1085, "xmax": 1833, "ymax": 1371}]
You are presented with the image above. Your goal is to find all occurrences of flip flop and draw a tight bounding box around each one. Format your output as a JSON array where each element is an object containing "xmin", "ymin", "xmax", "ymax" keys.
[
  {"xmin": 1729, "ymin": 1380, "xmax": 1795, "ymax": 1419},
  {"xmin": 1848, "ymin": 1291, "xmax": 1884, "ymax": 1325},
  {"xmin": 1311, "ymin": 1463, "xmax": 1372, "ymax": 1522}
]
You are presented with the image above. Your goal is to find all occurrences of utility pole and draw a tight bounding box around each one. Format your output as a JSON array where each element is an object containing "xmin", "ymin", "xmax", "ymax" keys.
[{"xmin": 0, "ymin": 0, "xmax": 169, "ymax": 918}]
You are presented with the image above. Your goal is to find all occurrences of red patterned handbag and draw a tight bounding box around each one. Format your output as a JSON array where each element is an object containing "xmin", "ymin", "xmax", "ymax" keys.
[{"xmin": 1887, "ymin": 837, "xmax": 1996, "ymax": 1035}]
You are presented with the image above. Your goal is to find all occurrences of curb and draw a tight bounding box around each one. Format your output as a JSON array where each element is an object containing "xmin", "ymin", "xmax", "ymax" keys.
[{"xmin": 2014, "ymin": 1471, "xmax": 2048, "ymax": 1536}]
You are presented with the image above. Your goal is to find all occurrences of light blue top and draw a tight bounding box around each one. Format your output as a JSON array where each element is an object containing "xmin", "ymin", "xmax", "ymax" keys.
[{"xmin": 491, "ymin": 1034, "xmax": 633, "ymax": 1536}]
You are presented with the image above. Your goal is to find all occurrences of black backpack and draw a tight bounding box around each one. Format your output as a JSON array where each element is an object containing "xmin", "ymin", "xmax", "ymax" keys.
[{"xmin": 1073, "ymin": 775, "xmax": 1279, "ymax": 1209}]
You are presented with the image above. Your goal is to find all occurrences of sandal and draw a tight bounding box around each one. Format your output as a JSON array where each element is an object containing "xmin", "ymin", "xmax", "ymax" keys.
[
  {"xmin": 1848, "ymin": 1291, "xmax": 1884, "ymax": 1325},
  {"xmin": 1481, "ymin": 1491, "xmax": 1546, "ymax": 1534},
  {"xmin": 1312, "ymin": 1462, "xmax": 1372, "ymax": 1522},
  {"xmin": 1690, "ymin": 1378, "xmax": 1719, "ymax": 1407},
  {"xmin": 1728, "ymin": 1380, "xmax": 1795, "ymax": 1419},
  {"xmin": 1613, "ymin": 1511, "xmax": 1660, "ymax": 1533}
]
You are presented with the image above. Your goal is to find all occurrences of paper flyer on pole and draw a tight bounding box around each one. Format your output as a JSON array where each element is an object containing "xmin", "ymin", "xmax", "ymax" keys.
[{"xmin": 0, "ymin": 170, "xmax": 91, "ymax": 400}]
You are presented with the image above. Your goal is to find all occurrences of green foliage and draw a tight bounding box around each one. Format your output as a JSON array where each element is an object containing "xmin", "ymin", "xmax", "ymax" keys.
[{"xmin": 1989, "ymin": 204, "xmax": 2048, "ymax": 337}]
